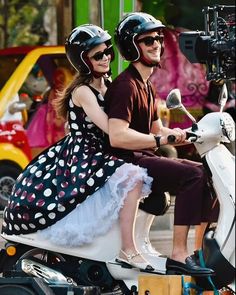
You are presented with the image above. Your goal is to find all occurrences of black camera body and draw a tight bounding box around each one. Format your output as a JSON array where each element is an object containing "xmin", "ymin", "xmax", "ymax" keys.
[{"xmin": 179, "ymin": 5, "xmax": 235, "ymax": 80}]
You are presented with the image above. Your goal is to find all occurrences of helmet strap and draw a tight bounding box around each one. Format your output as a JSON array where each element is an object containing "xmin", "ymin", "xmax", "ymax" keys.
[
  {"xmin": 140, "ymin": 56, "xmax": 159, "ymax": 67},
  {"xmin": 83, "ymin": 54, "xmax": 112, "ymax": 78},
  {"xmin": 92, "ymin": 69, "xmax": 111, "ymax": 78},
  {"xmin": 84, "ymin": 56, "xmax": 111, "ymax": 78},
  {"xmin": 138, "ymin": 46, "xmax": 160, "ymax": 68}
]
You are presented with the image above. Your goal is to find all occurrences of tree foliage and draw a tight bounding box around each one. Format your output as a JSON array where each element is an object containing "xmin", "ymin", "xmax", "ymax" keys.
[
  {"xmin": 0, "ymin": 0, "xmax": 235, "ymax": 48},
  {"xmin": 141, "ymin": 0, "xmax": 235, "ymax": 30},
  {"xmin": 0, "ymin": 0, "xmax": 55, "ymax": 48}
]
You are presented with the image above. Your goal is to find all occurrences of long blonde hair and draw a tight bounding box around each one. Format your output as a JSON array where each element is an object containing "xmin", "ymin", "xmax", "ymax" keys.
[{"xmin": 54, "ymin": 72, "xmax": 93, "ymax": 120}]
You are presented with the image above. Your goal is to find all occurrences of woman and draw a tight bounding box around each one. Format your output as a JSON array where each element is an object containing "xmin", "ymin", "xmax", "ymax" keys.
[{"xmin": 2, "ymin": 24, "xmax": 154, "ymax": 271}]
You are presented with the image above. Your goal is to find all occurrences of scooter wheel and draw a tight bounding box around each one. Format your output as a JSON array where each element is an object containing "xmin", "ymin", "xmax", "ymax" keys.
[{"xmin": 0, "ymin": 284, "xmax": 35, "ymax": 295}]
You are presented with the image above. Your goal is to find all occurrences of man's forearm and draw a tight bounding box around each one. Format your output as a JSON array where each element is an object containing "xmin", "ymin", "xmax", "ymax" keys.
[{"xmin": 109, "ymin": 127, "xmax": 157, "ymax": 150}]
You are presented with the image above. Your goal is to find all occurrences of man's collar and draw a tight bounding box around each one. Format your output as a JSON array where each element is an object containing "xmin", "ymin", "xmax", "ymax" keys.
[{"xmin": 128, "ymin": 63, "xmax": 147, "ymax": 89}]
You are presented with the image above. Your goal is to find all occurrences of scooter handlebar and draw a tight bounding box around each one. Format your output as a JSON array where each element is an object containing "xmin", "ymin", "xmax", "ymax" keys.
[
  {"xmin": 167, "ymin": 132, "xmax": 198, "ymax": 143},
  {"xmin": 167, "ymin": 135, "xmax": 176, "ymax": 143},
  {"xmin": 186, "ymin": 131, "xmax": 198, "ymax": 142}
]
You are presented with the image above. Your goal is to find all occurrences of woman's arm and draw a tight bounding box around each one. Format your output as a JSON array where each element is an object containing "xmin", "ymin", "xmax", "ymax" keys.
[{"xmin": 72, "ymin": 85, "xmax": 109, "ymax": 134}]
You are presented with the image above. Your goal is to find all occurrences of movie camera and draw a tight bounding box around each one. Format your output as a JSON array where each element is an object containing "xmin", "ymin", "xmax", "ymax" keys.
[{"xmin": 179, "ymin": 5, "xmax": 235, "ymax": 80}]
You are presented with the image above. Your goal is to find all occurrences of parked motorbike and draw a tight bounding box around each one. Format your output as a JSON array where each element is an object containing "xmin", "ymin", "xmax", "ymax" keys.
[{"xmin": 0, "ymin": 85, "xmax": 235, "ymax": 294}]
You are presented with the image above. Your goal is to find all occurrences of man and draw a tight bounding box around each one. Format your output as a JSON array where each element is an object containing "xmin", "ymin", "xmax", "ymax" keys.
[{"xmin": 105, "ymin": 12, "xmax": 218, "ymax": 276}]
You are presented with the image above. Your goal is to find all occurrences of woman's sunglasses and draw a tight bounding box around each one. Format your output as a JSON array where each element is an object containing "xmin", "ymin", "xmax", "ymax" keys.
[
  {"xmin": 90, "ymin": 46, "xmax": 113, "ymax": 61},
  {"xmin": 137, "ymin": 35, "xmax": 164, "ymax": 47}
]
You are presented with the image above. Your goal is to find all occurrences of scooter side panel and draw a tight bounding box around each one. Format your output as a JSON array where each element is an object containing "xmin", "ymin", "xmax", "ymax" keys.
[
  {"xmin": 206, "ymin": 144, "xmax": 235, "ymax": 265},
  {"xmin": 1, "ymin": 221, "xmax": 122, "ymax": 262}
]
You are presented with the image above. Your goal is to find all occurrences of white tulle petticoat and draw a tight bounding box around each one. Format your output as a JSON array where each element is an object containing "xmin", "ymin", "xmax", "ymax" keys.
[{"xmin": 38, "ymin": 163, "xmax": 153, "ymax": 247}]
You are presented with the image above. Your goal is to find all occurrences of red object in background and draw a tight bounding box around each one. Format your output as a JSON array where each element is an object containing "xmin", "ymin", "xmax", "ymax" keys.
[
  {"xmin": 150, "ymin": 28, "xmax": 210, "ymax": 129},
  {"xmin": 0, "ymin": 120, "xmax": 32, "ymax": 161}
]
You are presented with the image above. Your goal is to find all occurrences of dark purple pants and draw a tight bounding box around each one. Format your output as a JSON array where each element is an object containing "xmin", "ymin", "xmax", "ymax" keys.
[{"xmin": 123, "ymin": 152, "xmax": 219, "ymax": 225}]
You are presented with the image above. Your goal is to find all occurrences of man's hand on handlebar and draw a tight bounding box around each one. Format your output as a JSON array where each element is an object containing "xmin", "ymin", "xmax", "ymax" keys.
[{"xmin": 159, "ymin": 128, "xmax": 187, "ymax": 145}]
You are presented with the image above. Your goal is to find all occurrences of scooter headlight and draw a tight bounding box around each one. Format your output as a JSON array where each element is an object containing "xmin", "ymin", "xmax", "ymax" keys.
[{"xmin": 220, "ymin": 113, "xmax": 235, "ymax": 141}]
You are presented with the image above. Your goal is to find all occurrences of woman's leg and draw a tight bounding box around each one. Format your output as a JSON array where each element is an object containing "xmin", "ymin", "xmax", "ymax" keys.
[
  {"xmin": 119, "ymin": 182, "xmax": 141, "ymax": 251},
  {"xmin": 118, "ymin": 181, "xmax": 154, "ymax": 272},
  {"xmin": 119, "ymin": 181, "xmax": 148, "ymax": 263}
]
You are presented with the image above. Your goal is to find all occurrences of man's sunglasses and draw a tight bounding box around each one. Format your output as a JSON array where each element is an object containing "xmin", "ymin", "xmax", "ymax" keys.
[
  {"xmin": 137, "ymin": 35, "xmax": 164, "ymax": 47},
  {"xmin": 90, "ymin": 46, "xmax": 113, "ymax": 61}
]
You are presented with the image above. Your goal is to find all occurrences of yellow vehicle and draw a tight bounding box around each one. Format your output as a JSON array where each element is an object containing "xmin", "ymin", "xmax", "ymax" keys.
[{"xmin": 0, "ymin": 46, "xmax": 73, "ymax": 208}]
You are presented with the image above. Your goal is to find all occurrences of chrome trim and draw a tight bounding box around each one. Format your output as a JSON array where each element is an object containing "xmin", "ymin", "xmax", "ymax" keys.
[{"xmin": 21, "ymin": 258, "xmax": 76, "ymax": 286}]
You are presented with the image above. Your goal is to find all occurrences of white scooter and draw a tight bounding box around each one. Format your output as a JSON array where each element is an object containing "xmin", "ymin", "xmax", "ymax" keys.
[
  {"xmin": 166, "ymin": 85, "xmax": 235, "ymax": 292},
  {"xmin": 0, "ymin": 85, "xmax": 235, "ymax": 294}
]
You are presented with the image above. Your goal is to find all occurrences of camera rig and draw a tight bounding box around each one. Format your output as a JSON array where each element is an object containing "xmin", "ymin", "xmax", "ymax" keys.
[{"xmin": 179, "ymin": 5, "xmax": 235, "ymax": 81}]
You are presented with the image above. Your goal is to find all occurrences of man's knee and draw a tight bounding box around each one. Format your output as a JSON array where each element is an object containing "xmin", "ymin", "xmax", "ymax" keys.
[{"xmin": 185, "ymin": 164, "xmax": 205, "ymax": 183}]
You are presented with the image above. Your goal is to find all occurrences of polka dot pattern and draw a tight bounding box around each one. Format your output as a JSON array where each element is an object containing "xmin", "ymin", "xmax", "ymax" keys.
[{"xmin": 2, "ymin": 86, "xmax": 124, "ymax": 236}]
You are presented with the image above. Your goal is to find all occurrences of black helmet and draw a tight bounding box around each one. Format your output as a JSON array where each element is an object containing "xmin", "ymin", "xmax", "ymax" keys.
[
  {"xmin": 65, "ymin": 24, "xmax": 114, "ymax": 75},
  {"xmin": 115, "ymin": 12, "xmax": 165, "ymax": 62}
]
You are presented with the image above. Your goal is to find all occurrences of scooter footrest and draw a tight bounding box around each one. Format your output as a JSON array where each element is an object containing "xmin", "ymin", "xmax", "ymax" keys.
[
  {"xmin": 115, "ymin": 259, "xmax": 133, "ymax": 269},
  {"xmin": 166, "ymin": 269, "xmax": 183, "ymax": 275}
]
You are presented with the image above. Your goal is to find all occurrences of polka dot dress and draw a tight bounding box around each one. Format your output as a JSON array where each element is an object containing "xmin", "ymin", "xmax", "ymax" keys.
[{"xmin": 2, "ymin": 86, "xmax": 124, "ymax": 235}]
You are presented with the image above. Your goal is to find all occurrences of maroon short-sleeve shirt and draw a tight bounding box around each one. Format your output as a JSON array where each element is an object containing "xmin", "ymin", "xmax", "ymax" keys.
[
  {"xmin": 105, "ymin": 64, "xmax": 158, "ymax": 134},
  {"xmin": 104, "ymin": 64, "xmax": 159, "ymax": 159}
]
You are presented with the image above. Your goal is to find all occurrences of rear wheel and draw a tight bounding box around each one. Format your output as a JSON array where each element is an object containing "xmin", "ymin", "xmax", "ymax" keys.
[
  {"xmin": 0, "ymin": 285, "xmax": 35, "ymax": 295},
  {"xmin": 0, "ymin": 163, "xmax": 22, "ymax": 208}
]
